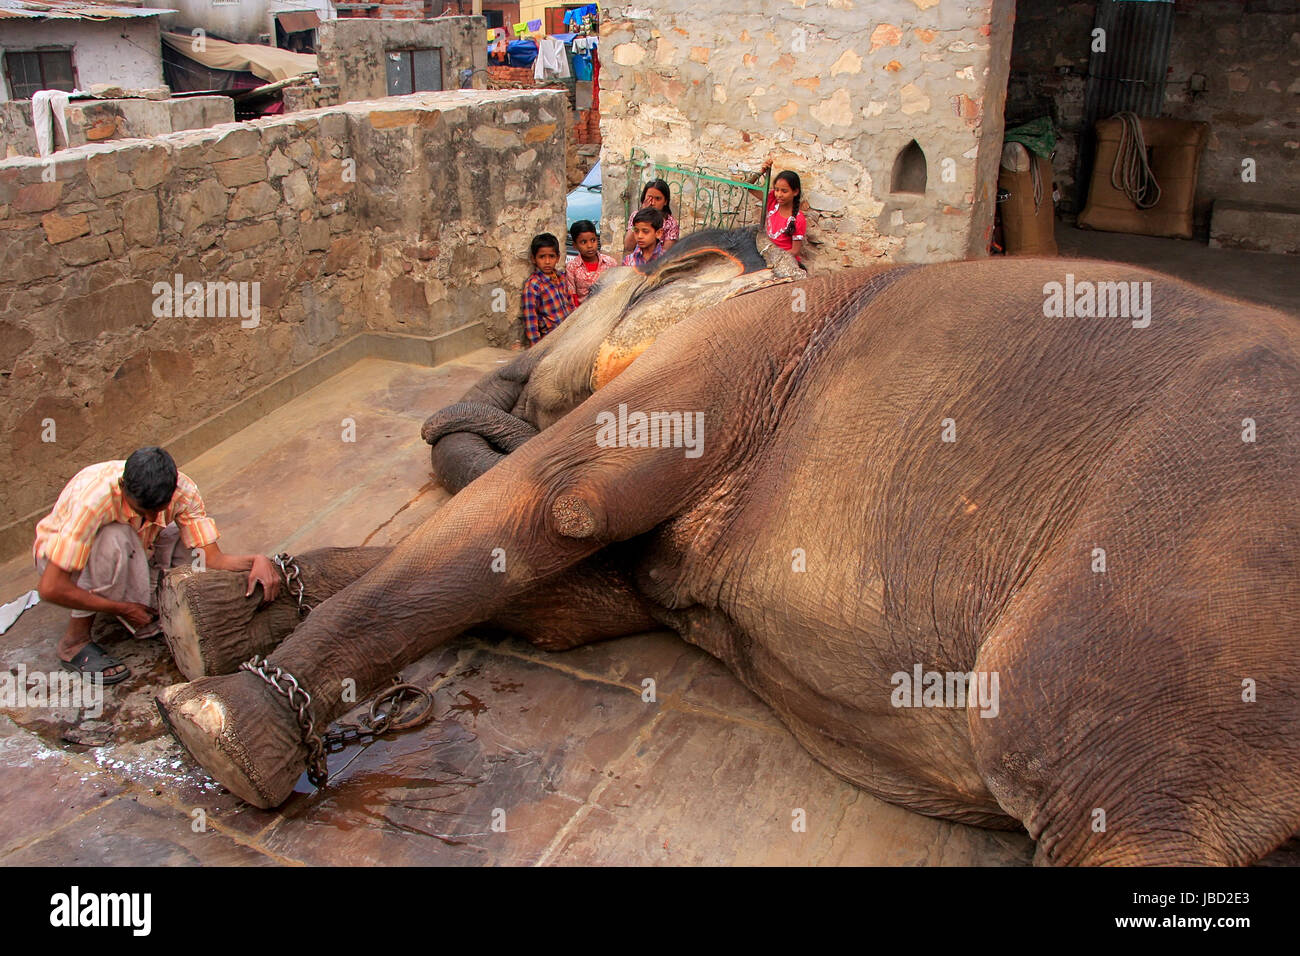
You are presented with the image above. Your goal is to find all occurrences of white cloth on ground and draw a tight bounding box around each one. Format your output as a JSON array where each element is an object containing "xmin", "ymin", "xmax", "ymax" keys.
[{"xmin": 0, "ymin": 591, "xmax": 39, "ymax": 636}]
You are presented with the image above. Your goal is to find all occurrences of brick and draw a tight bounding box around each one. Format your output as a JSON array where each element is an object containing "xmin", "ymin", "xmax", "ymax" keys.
[
  {"xmin": 57, "ymin": 234, "xmax": 111, "ymax": 266},
  {"xmin": 12, "ymin": 181, "xmax": 63, "ymax": 213},
  {"xmin": 214, "ymin": 155, "xmax": 268, "ymax": 187},
  {"xmin": 207, "ymin": 126, "xmax": 261, "ymax": 162},
  {"xmin": 131, "ymin": 146, "xmax": 172, "ymax": 190},
  {"xmin": 225, "ymin": 221, "xmax": 279, "ymax": 253},
  {"xmin": 123, "ymin": 194, "xmax": 160, "ymax": 246},
  {"xmin": 41, "ymin": 212, "xmax": 90, "ymax": 244},
  {"xmin": 227, "ymin": 182, "xmax": 281, "ymax": 221},
  {"xmin": 317, "ymin": 158, "xmax": 355, "ymax": 201},
  {"xmin": 300, "ymin": 220, "xmax": 330, "ymax": 252},
  {"xmin": 86, "ymin": 152, "xmax": 133, "ymax": 197},
  {"xmin": 524, "ymin": 123, "xmax": 558, "ymax": 144}
]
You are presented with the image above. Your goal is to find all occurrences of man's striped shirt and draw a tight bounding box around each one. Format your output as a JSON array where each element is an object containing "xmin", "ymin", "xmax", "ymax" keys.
[{"xmin": 33, "ymin": 460, "xmax": 220, "ymax": 571}]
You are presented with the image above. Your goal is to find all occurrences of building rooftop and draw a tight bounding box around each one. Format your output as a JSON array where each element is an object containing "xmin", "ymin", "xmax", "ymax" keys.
[{"xmin": 0, "ymin": 0, "xmax": 174, "ymax": 20}]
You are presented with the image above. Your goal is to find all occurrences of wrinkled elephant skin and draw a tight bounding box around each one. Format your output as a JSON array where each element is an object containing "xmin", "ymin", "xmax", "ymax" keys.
[{"xmin": 158, "ymin": 241, "xmax": 1299, "ymax": 867}]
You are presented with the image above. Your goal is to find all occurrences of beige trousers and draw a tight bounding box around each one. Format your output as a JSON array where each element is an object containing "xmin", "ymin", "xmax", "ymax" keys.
[{"xmin": 36, "ymin": 522, "xmax": 191, "ymax": 621}]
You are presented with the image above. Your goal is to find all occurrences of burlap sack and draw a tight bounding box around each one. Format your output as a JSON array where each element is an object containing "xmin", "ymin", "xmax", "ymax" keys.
[{"xmin": 1077, "ymin": 117, "xmax": 1209, "ymax": 240}]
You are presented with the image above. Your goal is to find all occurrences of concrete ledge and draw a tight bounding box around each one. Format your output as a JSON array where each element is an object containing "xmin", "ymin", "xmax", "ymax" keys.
[
  {"xmin": 1209, "ymin": 200, "xmax": 1300, "ymax": 255},
  {"xmin": 0, "ymin": 322, "xmax": 489, "ymax": 562}
]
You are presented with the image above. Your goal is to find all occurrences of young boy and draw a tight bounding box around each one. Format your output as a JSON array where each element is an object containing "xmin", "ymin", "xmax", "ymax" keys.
[
  {"xmin": 622, "ymin": 208, "xmax": 665, "ymax": 268},
  {"xmin": 521, "ymin": 232, "xmax": 575, "ymax": 345}
]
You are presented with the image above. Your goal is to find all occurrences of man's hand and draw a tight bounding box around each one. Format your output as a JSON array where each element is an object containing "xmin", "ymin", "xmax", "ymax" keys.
[
  {"xmin": 118, "ymin": 601, "xmax": 156, "ymax": 629},
  {"xmin": 246, "ymin": 554, "xmax": 282, "ymax": 603}
]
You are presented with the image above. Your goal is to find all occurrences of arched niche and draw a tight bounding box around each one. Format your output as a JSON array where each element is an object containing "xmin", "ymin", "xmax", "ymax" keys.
[{"xmin": 891, "ymin": 140, "xmax": 927, "ymax": 195}]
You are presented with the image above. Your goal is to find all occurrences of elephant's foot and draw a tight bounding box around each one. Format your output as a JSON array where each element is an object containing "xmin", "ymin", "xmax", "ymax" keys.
[
  {"xmin": 159, "ymin": 547, "xmax": 392, "ymax": 679},
  {"xmin": 157, "ymin": 670, "xmax": 308, "ymax": 809}
]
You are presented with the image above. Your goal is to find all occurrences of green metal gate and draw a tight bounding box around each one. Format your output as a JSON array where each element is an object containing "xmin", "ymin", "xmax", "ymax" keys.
[{"xmin": 625, "ymin": 148, "xmax": 770, "ymax": 234}]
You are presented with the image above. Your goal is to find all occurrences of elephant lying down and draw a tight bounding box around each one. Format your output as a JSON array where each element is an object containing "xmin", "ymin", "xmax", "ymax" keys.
[{"xmin": 157, "ymin": 230, "xmax": 1300, "ymax": 866}]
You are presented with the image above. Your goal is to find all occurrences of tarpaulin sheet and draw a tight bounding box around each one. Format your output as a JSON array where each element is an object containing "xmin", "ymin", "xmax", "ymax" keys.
[{"xmin": 161, "ymin": 31, "xmax": 316, "ymax": 83}]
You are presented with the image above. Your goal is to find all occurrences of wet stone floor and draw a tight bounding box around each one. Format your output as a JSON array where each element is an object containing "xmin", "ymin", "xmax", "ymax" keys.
[{"xmin": 0, "ymin": 350, "xmax": 1036, "ymax": 866}]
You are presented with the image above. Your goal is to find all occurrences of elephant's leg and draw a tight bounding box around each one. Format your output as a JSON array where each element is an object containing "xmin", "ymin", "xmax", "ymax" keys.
[
  {"xmin": 155, "ymin": 312, "xmax": 767, "ymax": 805},
  {"xmin": 969, "ymin": 370, "xmax": 1300, "ymax": 866},
  {"xmin": 489, "ymin": 549, "xmax": 661, "ymax": 651},
  {"xmin": 159, "ymin": 546, "xmax": 392, "ymax": 679}
]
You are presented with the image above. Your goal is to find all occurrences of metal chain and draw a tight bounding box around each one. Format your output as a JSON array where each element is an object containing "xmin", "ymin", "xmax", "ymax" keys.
[
  {"xmin": 239, "ymin": 655, "xmax": 329, "ymax": 788},
  {"xmin": 272, "ymin": 552, "xmax": 311, "ymax": 616},
  {"xmin": 322, "ymin": 680, "xmax": 437, "ymax": 753},
  {"xmin": 239, "ymin": 656, "xmax": 440, "ymax": 789}
]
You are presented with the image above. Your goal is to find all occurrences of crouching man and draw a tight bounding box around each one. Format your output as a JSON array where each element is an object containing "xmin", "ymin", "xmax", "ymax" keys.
[{"xmin": 34, "ymin": 446, "xmax": 281, "ymax": 685}]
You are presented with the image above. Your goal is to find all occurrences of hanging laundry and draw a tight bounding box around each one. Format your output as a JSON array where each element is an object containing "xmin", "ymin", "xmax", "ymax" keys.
[{"xmin": 534, "ymin": 36, "xmax": 572, "ymax": 82}]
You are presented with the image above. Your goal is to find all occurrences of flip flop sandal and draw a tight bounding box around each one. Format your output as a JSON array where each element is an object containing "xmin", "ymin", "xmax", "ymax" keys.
[{"xmin": 60, "ymin": 641, "xmax": 131, "ymax": 686}]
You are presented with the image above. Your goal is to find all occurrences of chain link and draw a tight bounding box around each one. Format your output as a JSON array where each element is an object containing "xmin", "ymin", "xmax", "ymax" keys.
[
  {"xmin": 272, "ymin": 552, "xmax": 311, "ymax": 616},
  {"xmin": 239, "ymin": 656, "xmax": 440, "ymax": 789},
  {"xmin": 239, "ymin": 655, "xmax": 329, "ymax": 788},
  {"xmin": 322, "ymin": 680, "xmax": 436, "ymax": 753}
]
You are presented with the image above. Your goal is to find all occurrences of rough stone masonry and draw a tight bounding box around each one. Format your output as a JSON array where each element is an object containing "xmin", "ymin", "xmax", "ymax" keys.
[
  {"xmin": 598, "ymin": 0, "xmax": 1015, "ymax": 267},
  {"xmin": 0, "ymin": 90, "xmax": 566, "ymax": 552}
]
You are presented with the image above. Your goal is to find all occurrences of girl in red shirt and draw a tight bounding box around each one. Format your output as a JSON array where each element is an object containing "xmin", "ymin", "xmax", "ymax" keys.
[{"xmin": 764, "ymin": 170, "xmax": 806, "ymax": 263}]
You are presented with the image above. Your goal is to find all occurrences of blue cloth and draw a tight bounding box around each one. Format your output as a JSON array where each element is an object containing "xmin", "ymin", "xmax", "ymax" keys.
[
  {"xmin": 563, "ymin": 5, "xmax": 597, "ymax": 29},
  {"xmin": 506, "ymin": 39, "xmax": 537, "ymax": 67},
  {"xmin": 572, "ymin": 53, "xmax": 592, "ymax": 81}
]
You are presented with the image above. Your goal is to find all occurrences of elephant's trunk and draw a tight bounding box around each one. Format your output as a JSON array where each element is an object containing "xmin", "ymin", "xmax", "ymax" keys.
[
  {"xmin": 421, "ymin": 401, "xmax": 539, "ymax": 451},
  {"xmin": 424, "ymin": 349, "xmax": 543, "ymax": 492}
]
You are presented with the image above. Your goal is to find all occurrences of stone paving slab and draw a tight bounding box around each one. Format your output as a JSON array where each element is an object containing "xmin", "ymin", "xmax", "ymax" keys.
[
  {"xmin": 0, "ymin": 715, "xmax": 124, "ymax": 858},
  {"xmin": 2, "ymin": 793, "xmax": 279, "ymax": 866}
]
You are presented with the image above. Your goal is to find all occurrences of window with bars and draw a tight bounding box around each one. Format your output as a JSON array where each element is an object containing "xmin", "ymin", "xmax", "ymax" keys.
[
  {"xmin": 4, "ymin": 49, "xmax": 76, "ymax": 100},
  {"xmin": 385, "ymin": 49, "xmax": 443, "ymax": 96}
]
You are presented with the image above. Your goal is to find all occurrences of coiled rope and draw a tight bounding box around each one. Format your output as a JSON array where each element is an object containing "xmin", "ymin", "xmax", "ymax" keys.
[{"xmin": 1110, "ymin": 111, "xmax": 1162, "ymax": 210}]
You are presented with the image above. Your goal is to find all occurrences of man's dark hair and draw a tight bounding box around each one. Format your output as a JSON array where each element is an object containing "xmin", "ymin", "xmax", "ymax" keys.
[
  {"xmin": 631, "ymin": 207, "xmax": 664, "ymax": 232},
  {"xmin": 123, "ymin": 446, "xmax": 178, "ymax": 510},
  {"xmin": 529, "ymin": 233, "xmax": 561, "ymax": 259}
]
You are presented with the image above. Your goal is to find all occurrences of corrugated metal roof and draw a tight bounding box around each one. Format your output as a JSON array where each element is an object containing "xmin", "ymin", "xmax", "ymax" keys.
[{"xmin": 0, "ymin": 1, "xmax": 175, "ymax": 19}]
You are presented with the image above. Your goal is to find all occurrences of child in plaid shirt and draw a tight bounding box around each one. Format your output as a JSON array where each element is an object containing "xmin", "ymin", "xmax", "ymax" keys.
[{"xmin": 521, "ymin": 233, "xmax": 574, "ymax": 345}]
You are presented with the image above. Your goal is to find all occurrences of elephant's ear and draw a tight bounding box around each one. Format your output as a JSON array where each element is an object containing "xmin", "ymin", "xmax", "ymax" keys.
[{"xmin": 628, "ymin": 229, "xmax": 769, "ymax": 306}]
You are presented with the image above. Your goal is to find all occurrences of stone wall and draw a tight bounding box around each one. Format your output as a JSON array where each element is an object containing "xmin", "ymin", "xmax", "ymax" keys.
[
  {"xmin": 1, "ymin": 96, "xmax": 234, "ymax": 159},
  {"xmin": 318, "ymin": 16, "xmax": 489, "ymax": 102},
  {"xmin": 0, "ymin": 101, "xmax": 34, "ymax": 161},
  {"xmin": 597, "ymin": 0, "xmax": 1015, "ymax": 267},
  {"xmin": 0, "ymin": 90, "xmax": 565, "ymax": 545},
  {"xmin": 1006, "ymin": 0, "xmax": 1300, "ymax": 228}
]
